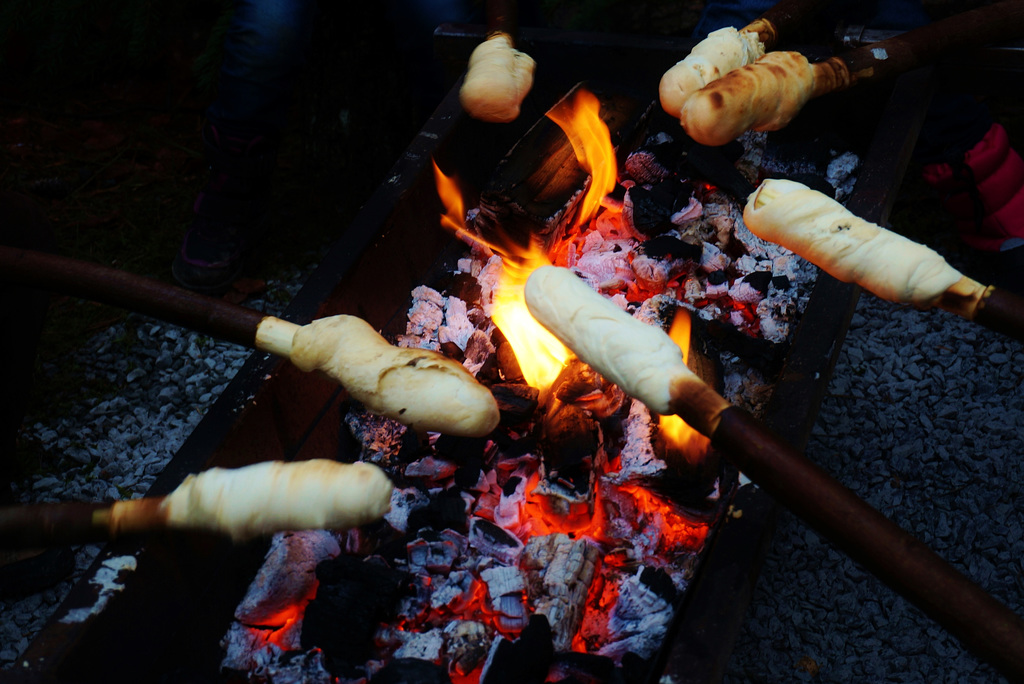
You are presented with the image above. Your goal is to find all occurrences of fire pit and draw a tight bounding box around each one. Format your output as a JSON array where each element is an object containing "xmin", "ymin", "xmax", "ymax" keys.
[{"xmin": 10, "ymin": 28, "xmax": 935, "ymax": 684}]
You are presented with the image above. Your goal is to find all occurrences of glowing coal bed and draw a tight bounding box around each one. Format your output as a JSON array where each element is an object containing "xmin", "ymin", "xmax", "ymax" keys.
[{"xmin": 219, "ymin": 88, "xmax": 852, "ymax": 684}]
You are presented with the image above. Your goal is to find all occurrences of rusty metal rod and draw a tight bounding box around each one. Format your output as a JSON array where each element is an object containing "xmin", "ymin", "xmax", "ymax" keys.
[
  {"xmin": 0, "ymin": 245, "xmax": 266, "ymax": 349},
  {"xmin": 820, "ymin": 1, "xmax": 1024, "ymax": 91},
  {"xmin": 744, "ymin": 0, "xmax": 832, "ymax": 49},
  {"xmin": 975, "ymin": 286, "xmax": 1024, "ymax": 343},
  {"xmin": 712, "ymin": 406, "xmax": 1024, "ymax": 680}
]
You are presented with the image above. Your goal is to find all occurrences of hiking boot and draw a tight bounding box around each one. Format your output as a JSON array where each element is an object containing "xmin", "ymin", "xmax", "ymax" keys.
[{"xmin": 172, "ymin": 123, "xmax": 279, "ymax": 293}]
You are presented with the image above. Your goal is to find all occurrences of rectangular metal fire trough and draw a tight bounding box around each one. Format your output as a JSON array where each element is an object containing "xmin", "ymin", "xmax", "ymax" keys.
[{"xmin": 11, "ymin": 28, "xmax": 943, "ymax": 684}]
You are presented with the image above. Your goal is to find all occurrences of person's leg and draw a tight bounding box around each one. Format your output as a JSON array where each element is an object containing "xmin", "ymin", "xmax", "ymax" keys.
[
  {"xmin": 0, "ymin": 191, "xmax": 54, "ymax": 501},
  {"xmin": 173, "ymin": 0, "xmax": 318, "ymax": 293},
  {"xmin": 0, "ymin": 191, "xmax": 75, "ymax": 599}
]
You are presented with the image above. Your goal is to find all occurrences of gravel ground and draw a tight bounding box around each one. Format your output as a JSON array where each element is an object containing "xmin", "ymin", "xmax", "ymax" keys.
[
  {"xmin": 0, "ymin": 259, "xmax": 320, "ymax": 669},
  {"xmin": 723, "ymin": 259, "xmax": 1024, "ymax": 681},
  {"xmin": 2, "ymin": 203, "xmax": 1022, "ymax": 681}
]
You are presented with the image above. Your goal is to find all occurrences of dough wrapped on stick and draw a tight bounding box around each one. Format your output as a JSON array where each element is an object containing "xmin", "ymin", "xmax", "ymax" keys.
[
  {"xmin": 261, "ymin": 315, "xmax": 500, "ymax": 437},
  {"xmin": 523, "ymin": 265, "xmax": 730, "ymax": 436},
  {"xmin": 744, "ymin": 178, "xmax": 1024, "ymax": 342},
  {"xmin": 459, "ymin": 32, "xmax": 536, "ymax": 123},
  {"xmin": 680, "ymin": 50, "xmax": 816, "ymax": 147},
  {"xmin": 744, "ymin": 178, "xmax": 966, "ymax": 308},
  {"xmin": 0, "ymin": 460, "xmax": 394, "ymax": 547},
  {"xmin": 659, "ymin": 0, "xmax": 831, "ymax": 119},
  {"xmin": 659, "ymin": 27, "xmax": 764, "ymax": 120}
]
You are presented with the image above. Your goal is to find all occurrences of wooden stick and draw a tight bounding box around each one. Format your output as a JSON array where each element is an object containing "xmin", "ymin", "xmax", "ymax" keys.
[
  {"xmin": 0, "ymin": 246, "xmax": 501, "ymax": 436},
  {"xmin": 742, "ymin": 0, "xmax": 831, "ymax": 49},
  {"xmin": 743, "ymin": 180, "xmax": 1024, "ymax": 346},
  {"xmin": 523, "ymin": 265, "xmax": 1024, "ymax": 681},
  {"xmin": 815, "ymin": 1, "xmax": 1024, "ymax": 94}
]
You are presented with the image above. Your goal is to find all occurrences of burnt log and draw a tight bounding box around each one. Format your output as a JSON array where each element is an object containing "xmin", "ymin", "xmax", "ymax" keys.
[{"xmin": 474, "ymin": 81, "xmax": 651, "ymax": 252}]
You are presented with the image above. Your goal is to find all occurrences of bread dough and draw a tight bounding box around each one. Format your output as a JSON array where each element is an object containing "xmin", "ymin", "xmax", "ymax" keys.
[
  {"xmin": 460, "ymin": 32, "xmax": 536, "ymax": 123},
  {"xmin": 290, "ymin": 315, "xmax": 500, "ymax": 437},
  {"xmin": 744, "ymin": 179, "xmax": 963, "ymax": 308},
  {"xmin": 680, "ymin": 51, "xmax": 814, "ymax": 146},
  {"xmin": 659, "ymin": 27, "xmax": 765, "ymax": 119},
  {"xmin": 524, "ymin": 265, "xmax": 695, "ymax": 415},
  {"xmin": 163, "ymin": 459, "xmax": 393, "ymax": 542}
]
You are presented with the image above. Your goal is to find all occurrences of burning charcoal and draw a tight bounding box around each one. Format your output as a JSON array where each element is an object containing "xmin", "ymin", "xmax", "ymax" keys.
[
  {"xmin": 623, "ymin": 185, "xmax": 675, "ymax": 238},
  {"xmin": 636, "ymin": 235, "xmax": 701, "ymax": 262},
  {"xmin": 491, "ymin": 383, "xmax": 540, "ymax": 425},
  {"xmin": 740, "ymin": 270, "xmax": 772, "ymax": 294},
  {"xmin": 392, "ymin": 628, "xmax": 445, "ymax": 661},
  {"xmin": 301, "ymin": 556, "xmax": 410, "ymax": 672},
  {"xmin": 439, "ymin": 269, "xmax": 483, "ymax": 304},
  {"xmin": 266, "ymin": 649, "xmax": 335, "ymax": 684},
  {"xmin": 684, "ymin": 143, "xmax": 756, "ymax": 200},
  {"xmin": 496, "ymin": 341, "xmax": 525, "ymax": 382},
  {"xmin": 468, "ymin": 518, "xmax": 524, "ymax": 566},
  {"xmin": 771, "ymin": 274, "xmax": 791, "ymax": 290},
  {"xmin": 385, "ymin": 487, "xmax": 430, "ymax": 534},
  {"xmin": 552, "ymin": 359, "xmax": 625, "ymax": 421},
  {"xmin": 371, "ymin": 657, "xmax": 451, "ymax": 684},
  {"xmin": 444, "ymin": 620, "xmax": 491, "ymax": 677},
  {"xmin": 434, "ymin": 434, "xmax": 489, "ymax": 464},
  {"xmin": 431, "ymin": 570, "xmax": 474, "ymax": 610},
  {"xmin": 494, "ymin": 474, "xmax": 526, "ymax": 528},
  {"xmin": 408, "ymin": 488, "xmax": 469, "ymax": 535},
  {"xmin": 706, "ymin": 270, "xmax": 727, "ymax": 286},
  {"xmin": 407, "ymin": 530, "xmax": 462, "ymax": 574},
  {"xmin": 597, "ymin": 569, "xmax": 675, "ymax": 661},
  {"xmin": 670, "ymin": 195, "xmax": 703, "ymax": 225},
  {"xmin": 235, "ymin": 530, "xmax": 341, "ymax": 625},
  {"xmin": 522, "ymin": 533, "xmax": 601, "ymax": 652},
  {"xmin": 605, "ymin": 400, "xmax": 665, "ymax": 485},
  {"xmin": 463, "ymin": 328, "xmax": 497, "ymax": 377},
  {"xmin": 480, "ymin": 614, "xmax": 554, "ymax": 684},
  {"xmin": 399, "ymin": 285, "xmax": 445, "ymax": 351},
  {"xmin": 624, "ymin": 132, "xmax": 680, "ymax": 184},
  {"xmin": 454, "ymin": 460, "xmax": 483, "ymax": 489},
  {"xmin": 494, "ymin": 593, "xmax": 530, "ymax": 632},
  {"xmin": 439, "ymin": 296, "xmax": 474, "ymax": 351},
  {"xmin": 220, "ymin": 621, "xmax": 282, "ymax": 675},
  {"xmin": 728, "ymin": 275, "xmax": 768, "ymax": 305},
  {"xmin": 700, "ymin": 242, "xmax": 730, "ymax": 273},
  {"xmin": 405, "ymin": 455, "xmax": 458, "ymax": 481},
  {"xmin": 481, "ymin": 565, "xmax": 526, "ymax": 601},
  {"xmin": 344, "ymin": 406, "xmax": 407, "ymax": 467}
]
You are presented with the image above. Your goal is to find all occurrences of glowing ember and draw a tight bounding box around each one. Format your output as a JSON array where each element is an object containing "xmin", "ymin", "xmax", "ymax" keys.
[
  {"xmin": 547, "ymin": 88, "xmax": 617, "ymax": 226},
  {"xmin": 659, "ymin": 309, "xmax": 711, "ymax": 465}
]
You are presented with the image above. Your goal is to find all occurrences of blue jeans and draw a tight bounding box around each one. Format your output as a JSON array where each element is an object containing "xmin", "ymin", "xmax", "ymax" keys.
[{"xmin": 206, "ymin": 0, "xmax": 319, "ymax": 136}]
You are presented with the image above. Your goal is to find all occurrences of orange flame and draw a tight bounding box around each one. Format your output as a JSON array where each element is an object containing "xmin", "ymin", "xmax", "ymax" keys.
[
  {"xmin": 432, "ymin": 160, "xmax": 569, "ymax": 391},
  {"xmin": 547, "ymin": 88, "xmax": 617, "ymax": 227},
  {"xmin": 658, "ymin": 310, "xmax": 711, "ymax": 463}
]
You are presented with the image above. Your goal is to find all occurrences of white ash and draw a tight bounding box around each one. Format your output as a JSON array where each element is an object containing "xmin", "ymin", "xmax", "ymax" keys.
[
  {"xmin": 384, "ymin": 486, "xmax": 430, "ymax": 534},
  {"xmin": 440, "ymin": 296, "xmax": 474, "ymax": 351},
  {"xmin": 444, "ymin": 620, "xmax": 491, "ymax": 675},
  {"xmin": 1, "ymin": 258, "xmax": 319, "ymax": 671},
  {"xmin": 398, "ymin": 285, "xmax": 445, "ymax": 350},
  {"xmin": 596, "ymin": 568, "xmax": 674, "ymax": 661},
  {"xmin": 234, "ymin": 530, "xmax": 340, "ymax": 624},
  {"xmin": 606, "ymin": 400, "xmax": 666, "ymax": 485},
  {"xmin": 826, "ymin": 150, "xmax": 861, "ymax": 201},
  {"xmin": 391, "ymin": 627, "xmax": 445, "ymax": 661},
  {"xmin": 430, "ymin": 569, "xmax": 474, "ymax": 610}
]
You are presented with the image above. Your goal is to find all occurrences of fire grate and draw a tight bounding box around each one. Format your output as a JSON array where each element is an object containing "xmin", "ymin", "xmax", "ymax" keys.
[{"xmin": 10, "ymin": 28, "xmax": 932, "ymax": 684}]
